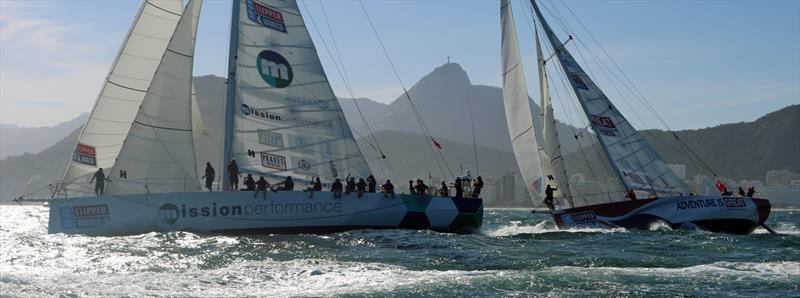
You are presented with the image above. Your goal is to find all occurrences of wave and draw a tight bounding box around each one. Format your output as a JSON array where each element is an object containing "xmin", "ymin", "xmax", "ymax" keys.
[{"xmin": 484, "ymin": 220, "xmax": 628, "ymax": 237}]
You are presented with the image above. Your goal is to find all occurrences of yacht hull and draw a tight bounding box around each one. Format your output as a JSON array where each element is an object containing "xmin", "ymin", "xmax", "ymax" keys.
[
  {"xmin": 551, "ymin": 196, "xmax": 771, "ymax": 235},
  {"xmin": 48, "ymin": 191, "xmax": 483, "ymax": 236}
]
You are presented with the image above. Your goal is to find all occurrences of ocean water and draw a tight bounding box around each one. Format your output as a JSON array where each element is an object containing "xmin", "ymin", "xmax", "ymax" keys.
[{"xmin": 0, "ymin": 206, "xmax": 798, "ymax": 297}]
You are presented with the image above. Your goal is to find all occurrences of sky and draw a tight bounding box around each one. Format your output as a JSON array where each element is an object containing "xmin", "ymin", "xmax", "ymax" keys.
[{"xmin": 1, "ymin": 0, "xmax": 798, "ymax": 130}]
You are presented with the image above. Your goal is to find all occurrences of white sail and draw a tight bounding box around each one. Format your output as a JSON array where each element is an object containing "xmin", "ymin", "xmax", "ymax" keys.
[
  {"xmin": 61, "ymin": 0, "xmax": 184, "ymax": 195},
  {"xmin": 530, "ymin": 0, "xmax": 688, "ymax": 198},
  {"xmin": 191, "ymin": 86, "xmax": 209, "ymax": 137},
  {"xmin": 106, "ymin": 0, "xmax": 203, "ymax": 195},
  {"xmin": 500, "ymin": 0, "xmax": 545, "ymax": 203},
  {"xmin": 224, "ymin": 0, "xmax": 371, "ymax": 185},
  {"xmin": 535, "ymin": 28, "xmax": 574, "ymax": 208}
]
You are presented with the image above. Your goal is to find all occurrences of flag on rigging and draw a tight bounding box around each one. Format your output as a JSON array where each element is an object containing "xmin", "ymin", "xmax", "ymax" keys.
[
  {"xmin": 431, "ymin": 138, "xmax": 442, "ymax": 150},
  {"xmin": 715, "ymin": 179, "xmax": 727, "ymax": 193}
]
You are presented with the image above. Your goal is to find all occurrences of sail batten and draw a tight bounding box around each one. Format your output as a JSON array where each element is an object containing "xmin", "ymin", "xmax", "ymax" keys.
[
  {"xmin": 223, "ymin": 0, "xmax": 370, "ymax": 185},
  {"xmin": 529, "ymin": 0, "xmax": 689, "ymax": 199}
]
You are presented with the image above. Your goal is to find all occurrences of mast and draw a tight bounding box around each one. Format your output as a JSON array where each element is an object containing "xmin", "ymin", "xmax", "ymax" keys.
[
  {"xmin": 535, "ymin": 26, "xmax": 574, "ymax": 208},
  {"xmin": 529, "ymin": 0, "xmax": 628, "ymax": 192},
  {"xmin": 222, "ymin": 0, "xmax": 241, "ymax": 191}
]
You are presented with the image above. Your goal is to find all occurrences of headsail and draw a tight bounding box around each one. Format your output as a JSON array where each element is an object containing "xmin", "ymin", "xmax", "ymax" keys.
[
  {"xmin": 106, "ymin": 0, "xmax": 203, "ymax": 195},
  {"xmin": 535, "ymin": 27, "xmax": 574, "ymax": 208},
  {"xmin": 500, "ymin": 0, "xmax": 545, "ymax": 203},
  {"xmin": 223, "ymin": 0, "xmax": 371, "ymax": 186},
  {"xmin": 530, "ymin": 0, "xmax": 688, "ymax": 197},
  {"xmin": 61, "ymin": 0, "xmax": 184, "ymax": 195}
]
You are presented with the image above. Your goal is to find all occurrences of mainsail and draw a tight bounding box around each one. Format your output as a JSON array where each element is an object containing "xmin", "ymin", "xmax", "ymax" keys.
[
  {"xmin": 106, "ymin": 0, "xmax": 203, "ymax": 195},
  {"xmin": 530, "ymin": 0, "xmax": 688, "ymax": 197},
  {"xmin": 61, "ymin": 0, "xmax": 184, "ymax": 195},
  {"xmin": 500, "ymin": 0, "xmax": 545, "ymax": 203},
  {"xmin": 535, "ymin": 27, "xmax": 574, "ymax": 208},
  {"xmin": 223, "ymin": 0, "xmax": 371, "ymax": 186}
]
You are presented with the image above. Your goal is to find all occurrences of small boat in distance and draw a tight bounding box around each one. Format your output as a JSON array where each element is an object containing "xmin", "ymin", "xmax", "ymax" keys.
[
  {"xmin": 47, "ymin": 0, "xmax": 482, "ymax": 236},
  {"xmin": 500, "ymin": 0, "xmax": 770, "ymax": 234}
]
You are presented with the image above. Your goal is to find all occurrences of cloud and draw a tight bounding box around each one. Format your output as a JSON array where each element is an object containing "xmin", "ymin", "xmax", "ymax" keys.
[{"xmin": 0, "ymin": 1, "xmax": 112, "ymax": 127}]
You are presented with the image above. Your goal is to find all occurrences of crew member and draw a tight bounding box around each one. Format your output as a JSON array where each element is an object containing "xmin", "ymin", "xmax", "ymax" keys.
[
  {"xmin": 381, "ymin": 179, "xmax": 395, "ymax": 198},
  {"xmin": 227, "ymin": 159, "xmax": 240, "ymax": 191},
  {"xmin": 274, "ymin": 176, "xmax": 294, "ymax": 192},
  {"xmin": 201, "ymin": 162, "xmax": 215, "ymax": 192},
  {"xmin": 331, "ymin": 178, "xmax": 343, "ymax": 198},
  {"xmin": 454, "ymin": 177, "xmax": 463, "ymax": 198},
  {"xmin": 438, "ymin": 181, "xmax": 449, "ymax": 197},
  {"xmin": 544, "ymin": 184, "xmax": 557, "ymax": 211},
  {"xmin": 414, "ymin": 179, "xmax": 429, "ymax": 197},
  {"xmin": 472, "ymin": 176, "xmax": 484, "ymax": 198},
  {"xmin": 356, "ymin": 178, "xmax": 367, "ymax": 198},
  {"xmin": 89, "ymin": 168, "xmax": 111, "ymax": 196},
  {"xmin": 243, "ymin": 174, "xmax": 256, "ymax": 191},
  {"xmin": 367, "ymin": 175, "xmax": 377, "ymax": 193},
  {"xmin": 254, "ymin": 176, "xmax": 269, "ymax": 199},
  {"xmin": 626, "ymin": 189, "xmax": 637, "ymax": 201},
  {"xmin": 345, "ymin": 177, "xmax": 356, "ymax": 195},
  {"xmin": 308, "ymin": 177, "xmax": 322, "ymax": 198}
]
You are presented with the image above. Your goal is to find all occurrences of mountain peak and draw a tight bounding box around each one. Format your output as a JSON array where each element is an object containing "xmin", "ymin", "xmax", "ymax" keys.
[{"xmin": 426, "ymin": 62, "xmax": 470, "ymax": 84}]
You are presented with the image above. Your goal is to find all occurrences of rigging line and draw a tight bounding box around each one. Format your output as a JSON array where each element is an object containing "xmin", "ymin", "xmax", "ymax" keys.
[
  {"xmin": 302, "ymin": 0, "xmax": 385, "ymax": 159},
  {"xmin": 465, "ymin": 79, "xmax": 480, "ymax": 176},
  {"xmin": 357, "ymin": 0, "xmax": 451, "ymax": 179}
]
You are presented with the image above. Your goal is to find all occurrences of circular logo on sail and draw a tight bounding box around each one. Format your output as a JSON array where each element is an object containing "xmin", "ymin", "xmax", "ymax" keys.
[
  {"xmin": 158, "ymin": 203, "xmax": 180, "ymax": 225},
  {"xmin": 298, "ymin": 159, "xmax": 311, "ymax": 170},
  {"xmin": 257, "ymin": 50, "xmax": 293, "ymax": 88}
]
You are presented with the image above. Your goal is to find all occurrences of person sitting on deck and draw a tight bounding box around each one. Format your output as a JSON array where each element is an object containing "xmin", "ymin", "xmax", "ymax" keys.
[
  {"xmin": 367, "ymin": 175, "xmax": 377, "ymax": 193},
  {"xmin": 472, "ymin": 176, "xmax": 484, "ymax": 198},
  {"xmin": 273, "ymin": 176, "xmax": 294, "ymax": 192},
  {"xmin": 408, "ymin": 180, "xmax": 415, "ymax": 195},
  {"xmin": 746, "ymin": 186, "xmax": 755, "ymax": 197},
  {"xmin": 243, "ymin": 174, "xmax": 256, "ymax": 191},
  {"xmin": 254, "ymin": 176, "xmax": 269, "ymax": 199},
  {"xmin": 356, "ymin": 178, "xmax": 367, "ymax": 198},
  {"xmin": 414, "ymin": 179, "xmax": 429, "ymax": 197},
  {"xmin": 543, "ymin": 184, "xmax": 557, "ymax": 211},
  {"xmin": 307, "ymin": 177, "xmax": 322, "ymax": 198},
  {"xmin": 345, "ymin": 177, "xmax": 356, "ymax": 195},
  {"xmin": 381, "ymin": 180, "xmax": 395, "ymax": 198},
  {"xmin": 737, "ymin": 187, "xmax": 746, "ymax": 197},
  {"xmin": 626, "ymin": 189, "xmax": 637, "ymax": 201},
  {"xmin": 331, "ymin": 178, "xmax": 343, "ymax": 198},
  {"xmin": 438, "ymin": 181, "xmax": 449, "ymax": 197},
  {"xmin": 454, "ymin": 177, "xmax": 463, "ymax": 198}
]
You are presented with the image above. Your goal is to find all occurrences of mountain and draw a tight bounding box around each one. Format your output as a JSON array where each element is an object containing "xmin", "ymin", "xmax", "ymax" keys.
[
  {"xmin": 0, "ymin": 113, "xmax": 88, "ymax": 159},
  {"xmin": 366, "ymin": 63, "xmax": 579, "ymax": 152},
  {"xmin": 642, "ymin": 105, "xmax": 800, "ymax": 182}
]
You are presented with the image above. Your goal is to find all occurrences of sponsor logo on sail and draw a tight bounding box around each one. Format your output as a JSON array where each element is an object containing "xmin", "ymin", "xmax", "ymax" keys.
[
  {"xmin": 570, "ymin": 73, "xmax": 589, "ymax": 90},
  {"xmin": 257, "ymin": 50, "xmax": 293, "ymax": 88},
  {"xmin": 246, "ymin": 0, "xmax": 286, "ymax": 33},
  {"xmin": 590, "ymin": 115, "xmax": 617, "ymax": 137},
  {"xmin": 60, "ymin": 204, "xmax": 110, "ymax": 229},
  {"xmin": 258, "ymin": 130, "xmax": 284, "ymax": 148},
  {"xmin": 329, "ymin": 161, "xmax": 338, "ymax": 178},
  {"xmin": 241, "ymin": 104, "xmax": 333, "ymax": 129},
  {"xmin": 292, "ymin": 157, "xmax": 316, "ymax": 176},
  {"xmin": 261, "ymin": 152, "xmax": 287, "ymax": 170},
  {"xmin": 158, "ymin": 203, "xmax": 180, "ymax": 225},
  {"xmin": 73, "ymin": 143, "xmax": 97, "ymax": 166}
]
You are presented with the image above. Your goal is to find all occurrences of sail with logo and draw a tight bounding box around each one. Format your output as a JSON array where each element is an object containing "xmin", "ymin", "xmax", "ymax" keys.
[
  {"xmin": 223, "ymin": 0, "xmax": 370, "ymax": 186},
  {"xmin": 500, "ymin": 0, "xmax": 772, "ymax": 234},
  {"xmin": 60, "ymin": 0, "xmax": 185, "ymax": 196},
  {"xmin": 45, "ymin": 0, "xmax": 483, "ymax": 236}
]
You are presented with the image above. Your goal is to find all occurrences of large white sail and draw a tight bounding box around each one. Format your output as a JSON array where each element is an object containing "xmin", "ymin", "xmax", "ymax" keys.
[
  {"xmin": 61, "ymin": 0, "xmax": 184, "ymax": 195},
  {"xmin": 530, "ymin": 0, "xmax": 688, "ymax": 197},
  {"xmin": 106, "ymin": 0, "xmax": 203, "ymax": 195},
  {"xmin": 224, "ymin": 0, "xmax": 371, "ymax": 185},
  {"xmin": 500, "ymin": 0, "xmax": 545, "ymax": 202},
  {"xmin": 535, "ymin": 28, "xmax": 574, "ymax": 208}
]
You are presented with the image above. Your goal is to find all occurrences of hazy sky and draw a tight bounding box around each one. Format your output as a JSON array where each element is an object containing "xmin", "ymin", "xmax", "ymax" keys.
[{"xmin": 1, "ymin": 0, "xmax": 798, "ymax": 130}]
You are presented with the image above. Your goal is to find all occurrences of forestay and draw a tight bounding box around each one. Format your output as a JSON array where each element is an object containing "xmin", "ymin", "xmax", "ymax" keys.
[
  {"xmin": 500, "ymin": 0, "xmax": 545, "ymax": 202},
  {"xmin": 106, "ymin": 0, "xmax": 203, "ymax": 195},
  {"xmin": 61, "ymin": 0, "xmax": 184, "ymax": 195},
  {"xmin": 530, "ymin": 1, "xmax": 688, "ymax": 197},
  {"xmin": 225, "ymin": 0, "xmax": 371, "ymax": 185}
]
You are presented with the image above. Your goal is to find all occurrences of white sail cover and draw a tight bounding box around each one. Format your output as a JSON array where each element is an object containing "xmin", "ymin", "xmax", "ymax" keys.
[
  {"xmin": 536, "ymin": 28, "xmax": 574, "ymax": 208},
  {"xmin": 61, "ymin": 0, "xmax": 184, "ymax": 195},
  {"xmin": 530, "ymin": 1, "xmax": 688, "ymax": 197},
  {"xmin": 106, "ymin": 0, "xmax": 203, "ymax": 195},
  {"xmin": 500, "ymin": 0, "xmax": 545, "ymax": 202},
  {"xmin": 226, "ymin": 0, "xmax": 370, "ymax": 184}
]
